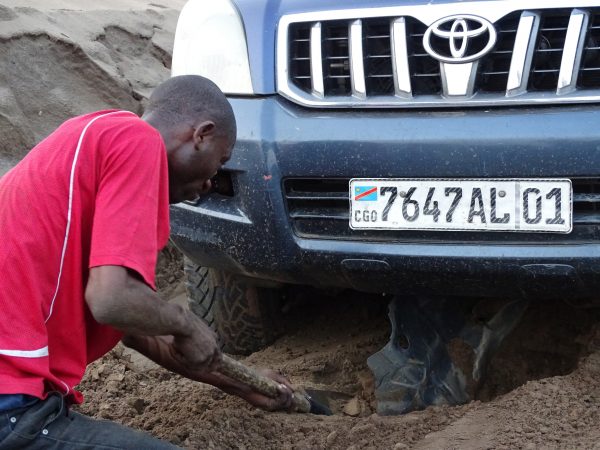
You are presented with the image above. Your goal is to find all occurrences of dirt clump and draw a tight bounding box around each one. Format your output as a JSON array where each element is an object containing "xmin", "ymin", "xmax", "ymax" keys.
[{"xmin": 156, "ymin": 241, "xmax": 184, "ymax": 298}]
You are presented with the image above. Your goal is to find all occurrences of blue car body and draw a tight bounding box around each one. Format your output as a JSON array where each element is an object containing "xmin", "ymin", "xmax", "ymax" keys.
[{"xmin": 170, "ymin": 0, "xmax": 600, "ymax": 300}]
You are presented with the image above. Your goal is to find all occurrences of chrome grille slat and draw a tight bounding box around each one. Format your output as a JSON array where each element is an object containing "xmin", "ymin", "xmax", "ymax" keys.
[
  {"xmin": 279, "ymin": 4, "xmax": 600, "ymax": 108},
  {"xmin": 391, "ymin": 18, "xmax": 412, "ymax": 97},
  {"xmin": 506, "ymin": 11, "xmax": 540, "ymax": 95},
  {"xmin": 310, "ymin": 23, "xmax": 324, "ymax": 97},
  {"xmin": 349, "ymin": 20, "xmax": 367, "ymax": 97},
  {"xmin": 575, "ymin": 193, "xmax": 600, "ymax": 201}
]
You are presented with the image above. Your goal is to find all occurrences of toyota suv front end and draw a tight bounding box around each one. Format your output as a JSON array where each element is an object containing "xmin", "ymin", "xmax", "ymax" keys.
[{"xmin": 170, "ymin": 0, "xmax": 600, "ymax": 413}]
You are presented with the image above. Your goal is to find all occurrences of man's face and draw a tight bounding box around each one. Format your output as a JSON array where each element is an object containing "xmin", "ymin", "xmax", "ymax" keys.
[{"xmin": 168, "ymin": 131, "xmax": 233, "ymax": 204}]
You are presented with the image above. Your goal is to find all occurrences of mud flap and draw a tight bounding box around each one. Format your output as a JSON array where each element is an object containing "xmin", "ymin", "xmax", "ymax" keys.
[{"xmin": 368, "ymin": 295, "xmax": 528, "ymax": 415}]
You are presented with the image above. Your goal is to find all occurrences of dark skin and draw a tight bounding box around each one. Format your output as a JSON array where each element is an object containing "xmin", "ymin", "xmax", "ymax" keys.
[{"xmin": 84, "ymin": 114, "xmax": 293, "ymax": 411}]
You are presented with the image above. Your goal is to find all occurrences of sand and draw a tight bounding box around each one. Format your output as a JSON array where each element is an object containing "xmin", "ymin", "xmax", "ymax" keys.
[
  {"xmin": 77, "ymin": 293, "xmax": 600, "ymax": 449},
  {"xmin": 0, "ymin": 0, "xmax": 183, "ymax": 167}
]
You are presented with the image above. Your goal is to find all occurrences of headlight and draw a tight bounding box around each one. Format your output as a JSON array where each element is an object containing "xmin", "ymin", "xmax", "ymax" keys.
[{"xmin": 172, "ymin": 0, "xmax": 254, "ymax": 95}]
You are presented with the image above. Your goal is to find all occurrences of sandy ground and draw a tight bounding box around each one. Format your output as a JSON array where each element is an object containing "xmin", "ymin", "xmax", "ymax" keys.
[
  {"xmin": 76, "ymin": 289, "xmax": 600, "ymax": 450},
  {"xmin": 1, "ymin": 1, "xmax": 600, "ymax": 449}
]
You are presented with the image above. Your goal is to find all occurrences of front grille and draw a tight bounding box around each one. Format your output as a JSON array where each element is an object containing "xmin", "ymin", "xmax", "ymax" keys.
[
  {"xmin": 528, "ymin": 11, "xmax": 571, "ymax": 91},
  {"xmin": 283, "ymin": 178, "xmax": 600, "ymax": 242},
  {"xmin": 579, "ymin": 11, "xmax": 600, "ymax": 87},
  {"xmin": 407, "ymin": 19, "xmax": 442, "ymax": 96},
  {"xmin": 476, "ymin": 13, "xmax": 520, "ymax": 92},
  {"xmin": 278, "ymin": 4, "xmax": 600, "ymax": 107}
]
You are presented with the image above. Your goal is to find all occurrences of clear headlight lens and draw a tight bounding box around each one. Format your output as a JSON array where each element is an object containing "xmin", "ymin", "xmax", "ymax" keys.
[{"xmin": 172, "ymin": 0, "xmax": 254, "ymax": 95}]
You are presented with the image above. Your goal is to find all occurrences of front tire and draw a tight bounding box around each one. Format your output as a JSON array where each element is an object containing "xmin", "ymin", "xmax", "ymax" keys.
[{"xmin": 184, "ymin": 259, "xmax": 283, "ymax": 355}]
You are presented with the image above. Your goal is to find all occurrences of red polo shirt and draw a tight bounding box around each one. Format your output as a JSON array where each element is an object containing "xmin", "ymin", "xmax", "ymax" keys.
[{"xmin": 0, "ymin": 110, "xmax": 170, "ymax": 403}]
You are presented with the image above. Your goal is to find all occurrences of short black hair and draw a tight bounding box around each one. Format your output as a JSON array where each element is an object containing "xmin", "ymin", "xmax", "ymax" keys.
[{"xmin": 145, "ymin": 75, "xmax": 236, "ymax": 141}]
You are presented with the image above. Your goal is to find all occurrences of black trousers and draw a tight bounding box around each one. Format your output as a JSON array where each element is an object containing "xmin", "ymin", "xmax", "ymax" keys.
[{"xmin": 0, "ymin": 393, "xmax": 179, "ymax": 449}]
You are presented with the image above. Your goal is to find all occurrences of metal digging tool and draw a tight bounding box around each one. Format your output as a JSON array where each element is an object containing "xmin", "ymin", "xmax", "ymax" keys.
[{"xmin": 220, "ymin": 355, "xmax": 332, "ymax": 415}]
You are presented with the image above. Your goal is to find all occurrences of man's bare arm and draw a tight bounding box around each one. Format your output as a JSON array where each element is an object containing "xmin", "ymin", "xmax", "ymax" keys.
[
  {"xmin": 86, "ymin": 266, "xmax": 291, "ymax": 411},
  {"xmin": 122, "ymin": 334, "xmax": 293, "ymax": 411},
  {"xmin": 85, "ymin": 265, "xmax": 221, "ymax": 372}
]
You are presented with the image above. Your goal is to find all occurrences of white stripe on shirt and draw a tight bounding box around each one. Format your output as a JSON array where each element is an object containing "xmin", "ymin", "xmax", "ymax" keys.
[
  {"xmin": 0, "ymin": 346, "xmax": 49, "ymax": 358},
  {"xmin": 44, "ymin": 110, "xmax": 135, "ymax": 323}
]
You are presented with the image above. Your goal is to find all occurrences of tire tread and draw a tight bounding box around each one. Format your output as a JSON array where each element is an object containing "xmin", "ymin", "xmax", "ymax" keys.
[{"xmin": 184, "ymin": 259, "xmax": 282, "ymax": 355}]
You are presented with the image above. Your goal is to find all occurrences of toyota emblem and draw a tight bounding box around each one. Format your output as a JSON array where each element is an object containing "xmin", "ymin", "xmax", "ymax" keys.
[{"xmin": 423, "ymin": 15, "xmax": 497, "ymax": 64}]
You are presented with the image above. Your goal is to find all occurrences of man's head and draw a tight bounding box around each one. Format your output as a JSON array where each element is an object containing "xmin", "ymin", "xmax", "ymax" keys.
[{"xmin": 143, "ymin": 75, "xmax": 236, "ymax": 204}]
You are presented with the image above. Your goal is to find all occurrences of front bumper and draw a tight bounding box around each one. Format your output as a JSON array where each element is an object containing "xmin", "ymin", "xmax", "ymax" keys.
[{"xmin": 170, "ymin": 96, "xmax": 600, "ymax": 299}]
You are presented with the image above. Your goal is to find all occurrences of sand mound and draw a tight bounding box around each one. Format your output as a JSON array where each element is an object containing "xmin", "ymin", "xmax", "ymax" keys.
[{"xmin": 0, "ymin": 0, "xmax": 183, "ymax": 164}]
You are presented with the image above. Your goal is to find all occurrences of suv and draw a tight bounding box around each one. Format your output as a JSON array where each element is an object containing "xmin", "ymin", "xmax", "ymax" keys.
[{"xmin": 171, "ymin": 0, "xmax": 600, "ymax": 411}]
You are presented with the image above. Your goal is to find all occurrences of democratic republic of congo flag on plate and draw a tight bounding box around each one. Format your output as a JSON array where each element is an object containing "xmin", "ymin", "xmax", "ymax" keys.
[{"xmin": 354, "ymin": 185, "xmax": 378, "ymax": 201}]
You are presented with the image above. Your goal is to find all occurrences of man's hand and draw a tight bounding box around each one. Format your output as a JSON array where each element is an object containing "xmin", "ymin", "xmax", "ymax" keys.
[
  {"xmin": 87, "ymin": 265, "xmax": 221, "ymax": 373},
  {"xmin": 125, "ymin": 333, "xmax": 295, "ymax": 411},
  {"xmin": 169, "ymin": 314, "xmax": 222, "ymax": 373},
  {"xmin": 235, "ymin": 369, "xmax": 294, "ymax": 412}
]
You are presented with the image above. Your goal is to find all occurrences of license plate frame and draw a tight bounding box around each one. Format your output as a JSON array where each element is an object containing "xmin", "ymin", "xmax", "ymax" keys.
[{"xmin": 349, "ymin": 178, "xmax": 572, "ymax": 233}]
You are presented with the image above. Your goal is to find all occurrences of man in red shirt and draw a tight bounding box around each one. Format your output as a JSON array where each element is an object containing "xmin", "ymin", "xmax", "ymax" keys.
[{"xmin": 0, "ymin": 75, "xmax": 292, "ymax": 449}]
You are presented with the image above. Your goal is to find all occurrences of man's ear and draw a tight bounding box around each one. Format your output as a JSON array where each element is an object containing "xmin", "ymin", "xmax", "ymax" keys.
[{"xmin": 193, "ymin": 120, "xmax": 216, "ymax": 146}]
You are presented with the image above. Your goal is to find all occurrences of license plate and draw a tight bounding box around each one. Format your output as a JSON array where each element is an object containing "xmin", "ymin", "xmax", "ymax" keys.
[{"xmin": 350, "ymin": 178, "xmax": 572, "ymax": 233}]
